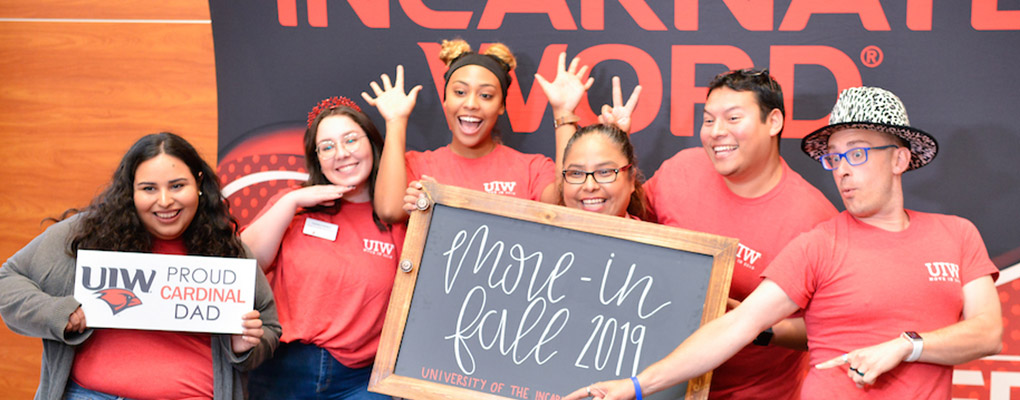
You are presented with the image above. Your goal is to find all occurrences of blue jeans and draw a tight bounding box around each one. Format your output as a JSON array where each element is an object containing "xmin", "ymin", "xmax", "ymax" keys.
[
  {"xmin": 248, "ymin": 341, "xmax": 392, "ymax": 400},
  {"xmin": 63, "ymin": 381, "xmax": 130, "ymax": 400}
]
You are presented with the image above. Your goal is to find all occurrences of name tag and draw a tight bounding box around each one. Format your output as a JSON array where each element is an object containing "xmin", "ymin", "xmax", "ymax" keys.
[{"xmin": 303, "ymin": 217, "xmax": 338, "ymax": 241}]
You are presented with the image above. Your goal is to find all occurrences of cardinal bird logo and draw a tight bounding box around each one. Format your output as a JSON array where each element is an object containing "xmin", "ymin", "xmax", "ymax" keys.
[{"xmin": 95, "ymin": 288, "xmax": 143, "ymax": 315}]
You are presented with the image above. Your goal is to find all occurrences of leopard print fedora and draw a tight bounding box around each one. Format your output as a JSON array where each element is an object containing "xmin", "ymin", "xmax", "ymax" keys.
[{"xmin": 801, "ymin": 86, "xmax": 938, "ymax": 171}]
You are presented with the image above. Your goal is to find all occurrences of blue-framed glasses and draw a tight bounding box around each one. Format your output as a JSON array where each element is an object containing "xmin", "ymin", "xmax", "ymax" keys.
[
  {"xmin": 562, "ymin": 164, "xmax": 632, "ymax": 184},
  {"xmin": 820, "ymin": 145, "xmax": 898, "ymax": 170}
]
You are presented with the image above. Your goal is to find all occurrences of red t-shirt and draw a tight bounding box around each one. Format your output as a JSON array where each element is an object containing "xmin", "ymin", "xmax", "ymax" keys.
[
  {"xmin": 72, "ymin": 238, "xmax": 214, "ymax": 399},
  {"xmin": 764, "ymin": 211, "xmax": 999, "ymax": 399},
  {"xmin": 645, "ymin": 148, "xmax": 837, "ymax": 399},
  {"xmin": 256, "ymin": 193, "xmax": 405, "ymax": 368},
  {"xmin": 405, "ymin": 144, "xmax": 556, "ymax": 201}
]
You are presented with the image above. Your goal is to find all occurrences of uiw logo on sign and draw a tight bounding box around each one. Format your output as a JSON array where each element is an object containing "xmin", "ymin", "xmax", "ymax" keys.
[
  {"xmin": 483, "ymin": 181, "xmax": 517, "ymax": 195},
  {"xmin": 364, "ymin": 239, "xmax": 395, "ymax": 259},
  {"xmin": 81, "ymin": 266, "xmax": 157, "ymax": 315}
]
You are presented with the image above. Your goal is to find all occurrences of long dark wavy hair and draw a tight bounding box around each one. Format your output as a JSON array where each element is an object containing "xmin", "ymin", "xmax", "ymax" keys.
[
  {"xmin": 561, "ymin": 124, "xmax": 650, "ymax": 221},
  {"xmin": 65, "ymin": 132, "xmax": 246, "ymax": 258},
  {"xmin": 303, "ymin": 104, "xmax": 389, "ymax": 232}
]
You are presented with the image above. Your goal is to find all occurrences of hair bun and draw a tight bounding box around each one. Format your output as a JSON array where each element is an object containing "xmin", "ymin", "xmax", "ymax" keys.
[
  {"xmin": 439, "ymin": 39, "xmax": 473, "ymax": 66},
  {"xmin": 482, "ymin": 42, "xmax": 516, "ymax": 71}
]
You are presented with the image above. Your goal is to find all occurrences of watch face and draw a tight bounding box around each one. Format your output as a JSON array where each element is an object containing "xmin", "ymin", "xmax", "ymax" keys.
[{"xmin": 904, "ymin": 331, "xmax": 922, "ymax": 340}]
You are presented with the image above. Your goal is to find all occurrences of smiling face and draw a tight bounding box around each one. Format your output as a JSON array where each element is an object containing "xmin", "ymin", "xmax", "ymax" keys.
[
  {"xmin": 561, "ymin": 134, "xmax": 635, "ymax": 217},
  {"xmin": 700, "ymin": 87, "xmax": 782, "ymax": 182},
  {"xmin": 443, "ymin": 65, "xmax": 505, "ymax": 157},
  {"xmin": 826, "ymin": 128, "xmax": 909, "ymax": 219},
  {"xmin": 315, "ymin": 114, "xmax": 374, "ymax": 202},
  {"xmin": 133, "ymin": 153, "xmax": 200, "ymax": 240}
]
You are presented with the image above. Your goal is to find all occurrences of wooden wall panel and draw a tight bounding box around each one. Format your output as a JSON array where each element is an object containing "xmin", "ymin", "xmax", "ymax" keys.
[
  {"xmin": 0, "ymin": 1, "xmax": 215, "ymax": 396},
  {"xmin": 0, "ymin": 1, "xmax": 208, "ymax": 20}
]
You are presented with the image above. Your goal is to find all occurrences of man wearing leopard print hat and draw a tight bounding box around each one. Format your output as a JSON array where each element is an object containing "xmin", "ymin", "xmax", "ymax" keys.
[{"xmin": 563, "ymin": 87, "xmax": 1001, "ymax": 400}]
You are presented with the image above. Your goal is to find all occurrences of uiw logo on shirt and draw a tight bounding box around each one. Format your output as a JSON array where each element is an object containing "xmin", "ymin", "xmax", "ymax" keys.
[
  {"xmin": 925, "ymin": 262, "xmax": 960, "ymax": 283},
  {"xmin": 483, "ymin": 180, "xmax": 517, "ymax": 195},
  {"xmin": 363, "ymin": 239, "xmax": 395, "ymax": 259},
  {"xmin": 735, "ymin": 243, "xmax": 763, "ymax": 270}
]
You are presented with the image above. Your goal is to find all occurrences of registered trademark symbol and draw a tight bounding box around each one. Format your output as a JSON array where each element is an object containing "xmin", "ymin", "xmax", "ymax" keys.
[{"xmin": 860, "ymin": 45, "xmax": 884, "ymax": 68}]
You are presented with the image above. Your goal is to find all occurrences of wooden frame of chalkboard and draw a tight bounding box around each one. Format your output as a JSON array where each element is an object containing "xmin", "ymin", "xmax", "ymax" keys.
[{"xmin": 369, "ymin": 182, "xmax": 737, "ymax": 400}]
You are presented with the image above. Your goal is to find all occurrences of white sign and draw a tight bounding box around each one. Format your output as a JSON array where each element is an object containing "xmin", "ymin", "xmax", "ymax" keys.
[{"xmin": 74, "ymin": 250, "xmax": 257, "ymax": 334}]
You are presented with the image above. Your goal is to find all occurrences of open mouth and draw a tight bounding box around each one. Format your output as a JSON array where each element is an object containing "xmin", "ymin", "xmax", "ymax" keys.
[
  {"xmin": 154, "ymin": 209, "xmax": 181, "ymax": 221},
  {"xmin": 336, "ymin": 162, "xmax": 359, "ymax": 173},
  {"xmin": 713, "ymin": 144, "xmax": 738, "ymax": 154},
  {"xmin": 458, "ymin": 116, "xmax": 483, "ymax": 135},
  {"xmin": 580, "ymin": 198, "xmax": 607, "ymax": 211}
]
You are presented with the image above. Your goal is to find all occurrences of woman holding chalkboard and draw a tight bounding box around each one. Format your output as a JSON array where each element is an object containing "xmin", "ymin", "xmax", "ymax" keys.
[
  {"xmin": 241, "ymin": 97, "xmax": 404, "ymax": 400},
  {"xmin": 559, "ymin": 123, "xmax": 650, "ymax": 221},
  {"xmin": 363, "ymin": 43, "xmax": 641, "ymax": 220},
  {"xmin": 0, "ymin": 132, "xmax": 280, "ymax": 400}
]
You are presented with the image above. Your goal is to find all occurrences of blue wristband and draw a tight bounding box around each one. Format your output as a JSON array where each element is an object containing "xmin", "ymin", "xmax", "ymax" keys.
[{"xmin": 631, "ymin": 376, "xmax": 642, "ymax": 400}]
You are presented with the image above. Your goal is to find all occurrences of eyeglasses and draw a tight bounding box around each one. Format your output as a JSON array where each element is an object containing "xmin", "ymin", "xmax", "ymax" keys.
[
  {"xmin": 316, "ymin": 134, "xmax": 366, "ymax": 160},
  {"xmin": 820, "ymin": 145, "xmax": 898, "ymax": 170},
  {"xmin": 562, "ymin": 165, "xmax": 632, "ymax": 184}
]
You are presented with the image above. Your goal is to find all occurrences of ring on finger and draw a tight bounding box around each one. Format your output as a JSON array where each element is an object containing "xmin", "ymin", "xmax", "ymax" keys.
[{"xmin": 849, "ymin": 367, "xmax": 865, "ymax": 377}]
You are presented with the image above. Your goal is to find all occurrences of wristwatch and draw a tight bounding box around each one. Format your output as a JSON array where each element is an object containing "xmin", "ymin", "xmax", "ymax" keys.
[
  {"xmin": 901, "ymin": 331, "xmax": 923, "ymax": 362},
  {"xmin": 752, "ymin": 327, "xmax": 774, "ymax": 346}
]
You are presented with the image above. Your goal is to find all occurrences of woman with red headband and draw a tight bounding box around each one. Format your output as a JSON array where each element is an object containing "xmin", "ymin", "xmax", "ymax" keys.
[{"xmin": 241, "ymin": 97, "xmax": 403, "ymax": 400}]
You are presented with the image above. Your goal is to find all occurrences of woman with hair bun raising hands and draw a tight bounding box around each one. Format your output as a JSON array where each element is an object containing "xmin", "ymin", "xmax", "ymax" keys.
[{"xmin": 364, "ymin": 39, "xmax": 561, "ymax": 222}]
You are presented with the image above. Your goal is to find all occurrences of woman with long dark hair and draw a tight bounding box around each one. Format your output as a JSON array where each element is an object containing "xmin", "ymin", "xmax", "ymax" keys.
[
  {"xmin": 242, "ymin": 97, "xmax": 402, "ymax": 400},
  {"xmin": 0, "ymin": 132, "xmax": 280, "ymax": 399}
]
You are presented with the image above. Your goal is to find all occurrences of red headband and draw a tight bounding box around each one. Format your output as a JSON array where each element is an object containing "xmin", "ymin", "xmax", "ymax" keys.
[{"xmin": 307, "ymin": 96, "xmax": 361, "ymax": 128}]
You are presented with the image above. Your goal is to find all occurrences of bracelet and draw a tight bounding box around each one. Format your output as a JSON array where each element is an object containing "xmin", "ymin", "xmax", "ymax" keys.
[
  {"xmin": 553, "ymin": 115, "xmax": 580, "ymax": 129},
  {"xmin": 631, "ymin": 376, "xmax": 643, "ymax": 400}
]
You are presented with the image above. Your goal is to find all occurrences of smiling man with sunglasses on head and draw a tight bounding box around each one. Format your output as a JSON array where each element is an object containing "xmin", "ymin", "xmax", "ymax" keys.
[
  {"xmin": 640, "ymin": 69, "xmax": 838, "ymax": 399},
  {"xmin": 565, "ymin": 86, "xmax": 1001, "ymax": 400}
]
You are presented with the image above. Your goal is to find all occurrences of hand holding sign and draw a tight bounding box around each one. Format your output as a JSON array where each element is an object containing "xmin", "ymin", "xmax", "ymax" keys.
[
  {"xmin": 231, "ymin": 309, "xmax": 265, "ymax": 353},
  {"xmin": 65, "ymin": 306, "xmax": 87, "ymax": 334},
  {"xmin": 403, "ymin": 175, "xmax": 436, "ymax": 214}
]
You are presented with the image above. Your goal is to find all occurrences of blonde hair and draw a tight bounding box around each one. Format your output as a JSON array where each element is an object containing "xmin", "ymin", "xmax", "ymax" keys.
[{"xmin": 439, "ymin": 38, "xmax": 516, "ymax": 71}]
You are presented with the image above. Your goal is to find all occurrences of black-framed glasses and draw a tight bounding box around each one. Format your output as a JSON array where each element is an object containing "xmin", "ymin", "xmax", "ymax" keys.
[
  {"xmin": 820, "ymin": 145, "xmax": 898, "ymax": 170},
  {"xmin": 562, "ymin": 164, "xmax": 632, "ymax": 184},
  {"xmin": 316, "ymin": 134, "xmax": 366, "ymax": 160}
]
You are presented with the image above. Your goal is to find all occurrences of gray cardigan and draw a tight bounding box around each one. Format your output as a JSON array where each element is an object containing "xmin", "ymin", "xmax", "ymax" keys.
[{"xmin": 0, "ymin": 214, "xmax": 281, "ymax": 400}]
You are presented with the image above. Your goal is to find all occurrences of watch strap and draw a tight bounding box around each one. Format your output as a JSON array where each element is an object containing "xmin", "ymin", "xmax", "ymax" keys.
[
  {"xmin": 752, "ymin": 327, "xmax": 774, "ymax": 346},
  {"xmin": 553, "ymin": 115, "xmax": 580, "ymax": 129},
  {"xmin": 901, "ymin": 331, "xmax": 923, "ymax": 362}
]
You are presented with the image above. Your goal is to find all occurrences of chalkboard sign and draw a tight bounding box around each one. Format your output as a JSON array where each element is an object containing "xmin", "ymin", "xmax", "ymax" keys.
[{"xmin": 370, "ymin": 182, "xmax": 737, "ymax": 400}]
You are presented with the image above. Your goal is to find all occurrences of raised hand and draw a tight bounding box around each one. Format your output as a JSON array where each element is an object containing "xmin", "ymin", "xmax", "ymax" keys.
[
  {"xmin": 535, "ymin": 52, "xmax": 594, "ymax": 115},
  {"xmin": 361, "ymin": 65, "xmax": 423, "ymax": 123},
  {"xmin": 597, "ymin": 76, "xmax": 642, "ymax": 133}
]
